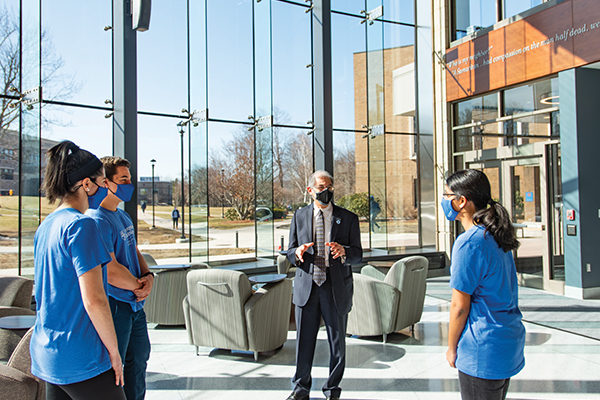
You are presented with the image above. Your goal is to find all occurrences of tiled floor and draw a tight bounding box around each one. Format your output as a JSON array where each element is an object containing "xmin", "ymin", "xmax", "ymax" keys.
[{"xmin": 146, "ymin": 280, "xmax": 600, "ymax": 399}]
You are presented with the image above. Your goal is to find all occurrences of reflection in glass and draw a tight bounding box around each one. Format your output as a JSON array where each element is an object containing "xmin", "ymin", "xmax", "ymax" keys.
[
  {"xmin": 453, "ymin": 0, "xmax": 496, "ymax": 40},
  {"xmin": 367, "ymin": 19, "xmax": 387, "ymax": 249},
  {"xmin": 504, "ymin": 0, "xmax": 543, "ymax": 20},
  {"xmin": 331, "ymin": 0, "xmax": 365, "ymax": 15},
  {"xmin": 454, "ymin": 93, "xmax": 498, "ymax": 126},
  {"xmin": 503, "ymin": 78, "xmax": 558, "ymax": 116}
]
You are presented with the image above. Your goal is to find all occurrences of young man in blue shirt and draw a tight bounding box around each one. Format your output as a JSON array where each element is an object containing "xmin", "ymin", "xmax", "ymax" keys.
[{"xmin": 86, "ymin": 156, "xmax": 154, "ymax": 400}]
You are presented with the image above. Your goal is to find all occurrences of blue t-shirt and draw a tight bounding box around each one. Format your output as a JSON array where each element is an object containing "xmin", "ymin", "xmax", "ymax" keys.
[
  {"xmin": 30, "ymin": 208, "xmax": 112, "ymax": 385},
  {"xmin": 450, "ymin": 224, "xmax": 526, "ymax": 380},
  {"xmin": 86, "ymin": 207, "xmax": 143, "ymax": 311}
]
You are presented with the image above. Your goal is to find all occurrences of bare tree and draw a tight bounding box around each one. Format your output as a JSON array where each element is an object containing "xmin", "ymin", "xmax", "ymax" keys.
[{"xmin": 0, "ymin": 6, "xmax": 77, "ymax": 134}]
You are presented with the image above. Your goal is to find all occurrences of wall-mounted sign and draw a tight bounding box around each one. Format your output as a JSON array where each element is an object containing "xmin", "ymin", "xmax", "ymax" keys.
[
  {"xmin": 445, "ymin": 0, "xmax": 600, "ymax": 101},
  {"xmin": 525, "ymin": 192, "xmax": 534, "ymax": 202}
]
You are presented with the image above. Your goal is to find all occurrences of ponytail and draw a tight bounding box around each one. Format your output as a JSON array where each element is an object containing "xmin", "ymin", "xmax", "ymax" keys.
[
  {"xmin": 43, "ymin": 141, "xmax": 103, "ymax": 204},
  {"xmin": 446, "ymin": 169, "xmax": 519, "ymax": 252},
  {"xmin": 473, "ymin": 200, "xmax": 519, "ymax": 252}
]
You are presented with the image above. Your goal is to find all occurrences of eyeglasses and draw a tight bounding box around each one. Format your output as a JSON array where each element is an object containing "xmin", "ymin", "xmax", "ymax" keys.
[
  {"xmin": 442, "ymin": 192, "xmax": 457, "ymax": 198},
  {"xmin": 313, "ymin": 185, "xmax": 334, "ymax": 192}
]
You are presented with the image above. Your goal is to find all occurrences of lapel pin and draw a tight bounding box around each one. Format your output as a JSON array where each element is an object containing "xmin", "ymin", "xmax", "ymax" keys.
[{"xmin": 336, "ymin": 218, "xmax": 341, "ymax": 224}]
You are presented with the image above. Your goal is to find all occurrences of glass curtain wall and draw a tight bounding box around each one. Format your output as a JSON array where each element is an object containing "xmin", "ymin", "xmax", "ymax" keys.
[
  {"xmin": 332, "ymin": 1, "xmax": 420, "ymax": 252},
  {"xmin": 1, "ymin": 0, "xmax": 432, "ymax": 272}
]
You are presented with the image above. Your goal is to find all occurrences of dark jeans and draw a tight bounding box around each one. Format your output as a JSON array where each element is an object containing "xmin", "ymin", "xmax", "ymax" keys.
[
  {"xmin": 458, "ymin": 370, "xmax": 510, "ymax": 400},
  {"xmin": 109, "ymin": 298, "xmax": 151, "ymax": 400},
  {"xmin": 46, "ymin": 369, "xmax": 126, "ymax": 400}
]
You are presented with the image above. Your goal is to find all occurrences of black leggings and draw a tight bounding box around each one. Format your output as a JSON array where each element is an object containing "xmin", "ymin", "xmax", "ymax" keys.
[{"xmin": 46, "ymin": 369, "xmax": 126, "ymax": 400}]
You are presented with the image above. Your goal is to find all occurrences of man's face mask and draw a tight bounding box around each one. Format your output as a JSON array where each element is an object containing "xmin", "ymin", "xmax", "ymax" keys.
[
  {"xmin": 111, "ymin": 182, "xmax": 135, "ymax": 202},
  {"xmin": 314, "ymin": 187, "xmax": 334, "ymax": 205}
]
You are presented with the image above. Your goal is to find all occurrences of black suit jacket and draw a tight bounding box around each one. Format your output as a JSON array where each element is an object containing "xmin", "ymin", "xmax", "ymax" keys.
[{"xmin": 286, "ymin": 203, "xmax": 362, "ymax": 315}]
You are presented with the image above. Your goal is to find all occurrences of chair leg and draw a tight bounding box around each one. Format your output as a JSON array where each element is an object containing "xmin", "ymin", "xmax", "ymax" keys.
[
  {"xmin": 383, "ymin": 333, "xmax": 387, "ymax": 343},
  {"xmin": 195, "ymin": 346, "xmax": 199, "ymax": 356},
  {"xmin": 254, "ymin": 351, "xmax": 259, "ymax": 361},
  {"xmin": 411, "ymin": 324, "xmax": 415, "ymax": 336}
]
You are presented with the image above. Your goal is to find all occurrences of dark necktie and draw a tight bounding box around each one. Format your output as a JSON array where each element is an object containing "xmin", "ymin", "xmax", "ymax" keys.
[{"xmin": 313, "ymin": 209, "xmax": 327, "ymax": 286}]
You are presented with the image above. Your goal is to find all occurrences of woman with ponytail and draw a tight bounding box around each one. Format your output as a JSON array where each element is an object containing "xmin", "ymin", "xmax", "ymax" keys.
[
  {"xmin": 443, "ymin": 169, "xmax": 525, "ymax": 400},
  {"xmin": 31, "ymin": 141, "xmax": 125, "ymax": 399}
]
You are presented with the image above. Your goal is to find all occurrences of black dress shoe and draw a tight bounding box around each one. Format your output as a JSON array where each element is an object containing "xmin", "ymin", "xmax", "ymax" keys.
[
  {"xmin": 326, "ymin": 396, "xmax": 340, "ymax": 400},
  {"xmin": 286, "ymin": 391, "xmax": 309, "ymax": 400}
]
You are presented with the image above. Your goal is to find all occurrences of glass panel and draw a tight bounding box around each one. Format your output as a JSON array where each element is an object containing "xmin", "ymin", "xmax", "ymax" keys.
[
  {"xmin": 273, "ymin": 127, "xmax": 312, "ymax": 252},
  {"xmin": 331, "ymin": 0, "xmax": 365, "ymax": 15},
  {"xmin": 272, "ymin": 1, "xmax": 311, "ymax": 126},
  {"xmin": 190, "ymin": 122, "xmax": 208, "ymax": 262},
  {"xmin": 367, "ymin": 17, "xmax": 386, "ymax": 250},
  {"xmin": 189, "ymin": 0, "xmax": 207, "ymax": 113},
  {"xmin": 255, "ymin": 0, "xmax": 273, "ymax": 258},
  {"xmin": 208, "ymin": 121, "xmax": 255, "ymax": 260},
  {"xmin": 137, "ymin": 115, "xmax": 186, "ymax": 263},
  {"xmin": 454, "ymin": 92, "xmax": 497, "ymax": 126},
  {"xmin": 503, "ymin": 78, "xmax": 558, "ymax": 116},
  {"xmin": 503, "ymin": 113, "xmax": 555, "ymax": 147},
  {"xmin": 384, "ymin": 22, "xmax": 414, "ymax": 131},
  {"xmin": 504, "ymin": 0, "xmax": 543, "ymax": 20},
  {"xmin": 547, "ymin": 143, "xmax": 564, "ymax": 281},
  {"xmin": 207, "ymin": 0, "xmax": 253, "ymax": 122},
  {"xmin": 332, "ymin": 11, "xmax": 366, "ymax": 130},
  {"xmin": 511, "ymin": 162, "xmax": 543, "ymax": 288},
  {"xmin": 385, "ymin": 133, "xmax": 418, "ymax": 248},
  {"xmin": 333, "ymin": 130, "xmax": 368, "ymax": 250},
  {"xmin": 41, "ymin": 0, "xmax": 111, "ymax": 106},
  {"xmin": 0, "ymin": 1, "xmax": 20, "ymax": 274},
  {"xmin": 20, "ymin": 0, "xmax": 40, "ymax": 276},
  {"xmin": 453, "ymin": 0, "xmax": 497, "ymax": 41},
  {"xmin": 383, "ymin": 0, "xmax": 414, "ymax": 24},
  {"xmin": 138, "ymin": 0, "xmax": 187, "ymax": 114}
]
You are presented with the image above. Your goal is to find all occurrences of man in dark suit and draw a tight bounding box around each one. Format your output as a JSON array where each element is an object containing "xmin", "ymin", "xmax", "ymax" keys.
[{"xmin": 285, "ymin": 170, "xmax": 362, "ymax": 400}]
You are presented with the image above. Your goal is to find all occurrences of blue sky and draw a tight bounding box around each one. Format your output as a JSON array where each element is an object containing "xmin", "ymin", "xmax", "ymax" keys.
[{"xmin": 3, "ymin": 0, "xmax": 415, "ymax": 180}]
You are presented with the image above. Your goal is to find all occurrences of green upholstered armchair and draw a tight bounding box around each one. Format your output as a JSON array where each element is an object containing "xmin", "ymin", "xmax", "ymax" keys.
[
  {"xmin": 0, "ymin": 328, "xmax": 44, "ymax": 400},
  {"xmin": 347, "ymin": 255, "xmax": 429, "ymax": 342},
  {"xmin": 182, "ymin": 269, "xmax": 292, "ymax": 361}
]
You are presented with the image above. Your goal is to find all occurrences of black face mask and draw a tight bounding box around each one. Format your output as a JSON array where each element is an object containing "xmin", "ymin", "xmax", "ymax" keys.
[{"xmin": 315, "ymin": 188, "xmax": 333, "ymax": 205}]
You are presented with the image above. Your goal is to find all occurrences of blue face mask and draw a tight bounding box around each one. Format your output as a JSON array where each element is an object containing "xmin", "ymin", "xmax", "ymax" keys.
[
  {"xmin": 441, "ymin": 197, "xmax": 459, "ymax": 221},
  {"xmin": 87, "ymin": 185, "xmax": 108, "ymax": 209},
  {"xmin": 113, "ymin": 183, "xmax": 135, "ymax": 202}
]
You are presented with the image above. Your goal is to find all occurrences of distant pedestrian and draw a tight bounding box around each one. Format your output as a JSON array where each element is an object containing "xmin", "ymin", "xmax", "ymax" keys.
[
  {"xmin": 140, "ymin": 201, "xmax": 147, "ymax": 214},
  {"xmin": 369, "ymin": 195, "xmax": 381, "ymax": 232},
  {"xmin": 171, "ymin": 207, "xmax": 180, "ymax": 229}
]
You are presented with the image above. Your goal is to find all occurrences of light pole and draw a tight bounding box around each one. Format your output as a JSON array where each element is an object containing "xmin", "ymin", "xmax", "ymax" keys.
[
  {"xmin": 221, "ymin": 168, "xmax": 225, "ymax": 218},
  {"xmin": 150, "ymin": 159, "xmax": 156, "ymax": 229},
  {"xmin": 178, "ymin": 124, "xmax": 186, "ymax": 239}
]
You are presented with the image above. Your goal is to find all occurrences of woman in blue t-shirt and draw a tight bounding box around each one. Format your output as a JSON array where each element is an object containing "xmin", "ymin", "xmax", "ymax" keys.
[
  {"xmin": 443, "ymin": 169, "xmax": 525, "ymax": 400},
  {"xmin": 31, "ymin": 141, "xmax": 125, "ymax": 400}
]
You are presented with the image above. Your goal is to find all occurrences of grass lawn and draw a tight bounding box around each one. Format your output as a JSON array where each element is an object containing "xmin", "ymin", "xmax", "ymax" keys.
[{"xmin": 137, "ymin": 220, "xmax": 206, "ymax": 244}]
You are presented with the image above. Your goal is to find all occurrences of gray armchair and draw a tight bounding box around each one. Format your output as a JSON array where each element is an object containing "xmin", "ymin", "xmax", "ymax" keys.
[
  {"xmin": 277, "ymin": 253, "xmax": 295, "ymax": 278},
  {"xmin": 183, "ymin": 269, "xmax": 292, "ymax": 360},
  {"xmin": 0, "ymin": 328, "xmax": 44, "ymax": 399},
  {"xmin": 145, "ymin": 262, "xmax": 209, "ymax": 326},
  {"xmin": 347, "ymin": 256, "xmax": 429, "ymax": 342},
  {"xmin": 0, "ymin": 277, "xmax": 35, "ymax": 359}
]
